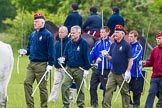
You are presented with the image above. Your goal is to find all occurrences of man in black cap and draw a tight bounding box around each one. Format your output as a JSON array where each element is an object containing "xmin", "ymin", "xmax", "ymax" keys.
[
  {"xmin": 106, "ymin": 6, "xmax": 125, "ymax": 36},
  {"xmin": 18, "ymin": 13, "xmax": 55, "ymax": 108},
  {"xmin": 64, "ymin": 3, "xmax": 82, "ymax": 33},
  {"xmin": 102, "ymin": 25, "xmax": 133, "ymax": 108},
  {"xmin": 82, "ymin": 6, "xmax": 102, "ymax": 40}
]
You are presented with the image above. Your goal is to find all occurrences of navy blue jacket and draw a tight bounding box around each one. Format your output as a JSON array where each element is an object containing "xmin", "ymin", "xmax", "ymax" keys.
[
  {"xmin": 54, "ymin": 36, "xmax": 70, "ymax": 68},
  {"xmin": 64, "ymin": 11, "xmax": 82, "ymax": 32},
  {"xmin": 90, "ymin": 37, "xmax": 112, "ymax": 71},
  {"xmin": 26, "ymin": 27, "xmax": 55, "ymax": 66},
  {"xmin": 130, "ymin": 41, "xmax": 143, "ymax": 77},
  {"xmin": 109, "ymin": 39, "xmax": 132, "ymax": 74},
  {"xmin": 106, "ymin": 13, "xmax": 124, "ymax": 35},
  {"xmin": 82, "ymin": 13, "xmax": 102, "ymax": 32},
  {"xmin": 63, "ymin": 36, "xmax": 91, "ymax": 70}
]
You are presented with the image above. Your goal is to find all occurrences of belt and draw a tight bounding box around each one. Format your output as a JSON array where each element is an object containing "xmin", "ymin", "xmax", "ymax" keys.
[{"xmin": 68, "ymin": 66, "xmax": 79, "ymax": 68}]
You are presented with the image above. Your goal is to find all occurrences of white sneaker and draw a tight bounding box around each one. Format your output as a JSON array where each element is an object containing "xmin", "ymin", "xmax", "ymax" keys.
[
  {"xmin": 69, "ymin": 89, "xmax": 74, "ymax": 103},
  {"xmin": 69, "ymin": 94, "xmax": 74, "ymax": 103}
]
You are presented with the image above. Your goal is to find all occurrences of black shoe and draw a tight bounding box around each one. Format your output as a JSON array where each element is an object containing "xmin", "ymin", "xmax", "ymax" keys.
[
  {"xmin": 156, "ymin": 103, "xmax": 162, "ymax": 108},
  {"xmin": 63, "ymin": 104, "xmax": 69, "ymax": 108},
  {"xmin": 133, "ymin": 104, "xmax": 139, "ymax": 108},
  {"xmin": 90, "ymin": 103, "xmax": 98, "ymax": 108},
  {"xmin": 78, "ymin": 106, "xmax": 83, "ymax": 108}
]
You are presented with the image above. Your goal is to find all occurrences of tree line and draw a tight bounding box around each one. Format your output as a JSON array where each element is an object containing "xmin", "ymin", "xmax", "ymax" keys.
[{"xmin": 0, "ymin": 0, "xmax": 162, "ymax": 51}]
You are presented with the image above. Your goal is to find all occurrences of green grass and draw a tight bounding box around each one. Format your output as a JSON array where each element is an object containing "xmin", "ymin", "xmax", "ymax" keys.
[{"xmin": 7, "ymin": 53, "xmax": 158, "ymax": 108}]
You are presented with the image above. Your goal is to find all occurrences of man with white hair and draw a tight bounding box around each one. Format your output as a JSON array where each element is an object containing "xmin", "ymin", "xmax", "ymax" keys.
[
  {"xmin": 58, "ymin": 26, "xmax": 91, "ymax": 108},
  {"xmin": 102, "ymin": 25, "xmax": 133, "ymax": 108},
  {"xmin": 48, "ymin": 26, "xmax": 70, "ymax": 102},
  {"xmin": 18, "ymin": 13, "xmax": 55, "ymax": 108}
]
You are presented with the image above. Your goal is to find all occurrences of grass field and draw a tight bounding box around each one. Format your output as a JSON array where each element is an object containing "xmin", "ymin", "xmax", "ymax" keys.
[{"xmin": 6, "ymin": 53, "xmax": 158, "ymax": 108}]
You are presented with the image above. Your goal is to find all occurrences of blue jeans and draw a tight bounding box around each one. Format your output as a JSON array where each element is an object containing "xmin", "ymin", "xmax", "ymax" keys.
[{"xmin": 145, "ymin": 77, "xmax": 162, "ymax": 108}]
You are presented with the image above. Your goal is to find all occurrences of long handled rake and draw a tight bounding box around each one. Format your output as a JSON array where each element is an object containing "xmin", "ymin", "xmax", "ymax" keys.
[{"xmin": 140, "ymin": 17, "xmax": 153, "ymax": 95}]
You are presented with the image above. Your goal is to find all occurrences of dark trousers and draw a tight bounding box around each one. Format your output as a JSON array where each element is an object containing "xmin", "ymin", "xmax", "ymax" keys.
[
  {"xmin": 157, "ymin": 89, "xmax": 162, "ymax": 107},
  {"xmin": 129, "ymin": 77, "xmax": 144, "ymax": 106},
  {"xmin": 90, "ymin": 68, "xmax": 109, "ymax": 106},
  {"xmin": 145, "ymin": 77, "xmax": 162, "ymax": 108}
]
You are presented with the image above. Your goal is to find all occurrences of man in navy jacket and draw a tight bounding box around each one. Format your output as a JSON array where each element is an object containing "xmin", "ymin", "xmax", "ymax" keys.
[
  {"xmin": 64, "ymin": 3, "xmax": 82, "ymax": 33},
  {"xmin": 102, "ymin": 25, "xmax": 133, "ymax": 108},
  {"xmin": 59, "ymin": 26, "xmax": 91, "ymax": 108},
  {"xmin": 82, "ymin": 6, "xmax": 102, "ymax": 39},
  {"xmin": 18, "ymin": 13, "xmax": 55, "ymax": 108},
  {"xmin": 106, "ymin": 6, "xmax": 124, "ymax": 36},
  {"xmin": 48, "ymin": 26, "xmax": 70, "ymax": 102}
]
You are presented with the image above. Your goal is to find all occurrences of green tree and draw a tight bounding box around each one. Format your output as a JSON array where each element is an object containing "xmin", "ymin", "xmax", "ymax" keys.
[
  {"xmin": 2, "ymin": 0, "xmax": 162, "ymax": 51},
  {"xmin": 3, "ymin": 9, "xmax": 65, "ymax": 50},
  {"xmin": 11, "ymin": 0, "xmax": 60, "ymax": 13},
  {"xmin": 0, "ymin": 0, "xmax": 16, "ymax": 31}
]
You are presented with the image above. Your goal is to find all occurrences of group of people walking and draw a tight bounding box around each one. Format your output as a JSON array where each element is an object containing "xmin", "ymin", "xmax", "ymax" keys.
[{"xmin": 17, "ymin": 2, "xmax": 162, "ymax": 108}]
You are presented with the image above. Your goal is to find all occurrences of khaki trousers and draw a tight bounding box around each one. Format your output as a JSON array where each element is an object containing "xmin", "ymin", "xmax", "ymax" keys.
[
  {"xmin": 24, "ymin": 61, "xmax": 48, "ymax": 108},
  {"xmin": 102, "ymin": 72, "xmax": 130, "ymax": 108}
]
